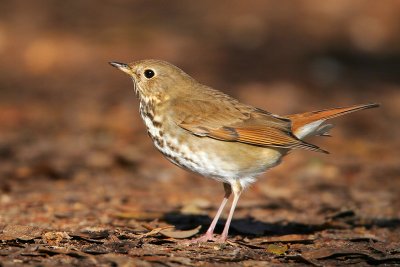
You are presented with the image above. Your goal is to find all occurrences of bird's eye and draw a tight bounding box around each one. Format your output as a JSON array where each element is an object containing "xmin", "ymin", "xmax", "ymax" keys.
[{"xmin": 144, "ymin": 69, "xmax": 155, "ymax": 79}]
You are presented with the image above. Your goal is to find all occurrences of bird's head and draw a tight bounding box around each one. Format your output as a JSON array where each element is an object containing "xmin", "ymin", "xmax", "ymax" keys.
[{"xmin": 110, "ymin": 59, "xmax": 194, "ymax": 102}]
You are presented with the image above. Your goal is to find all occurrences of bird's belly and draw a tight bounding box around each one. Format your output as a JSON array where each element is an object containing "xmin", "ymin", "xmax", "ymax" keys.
[
  {"xmin": 141, "ymin": 113, "xmax": 285, "ymax": 187},
  {"xmin": 148, "ymin": 127, "xmax": 284, "ymax": 186}
]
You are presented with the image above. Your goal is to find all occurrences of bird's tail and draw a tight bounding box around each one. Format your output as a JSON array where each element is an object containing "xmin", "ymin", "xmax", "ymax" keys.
[{"xmin": 286, "ymin": 103, "xmax": 379, "ymax": 140}]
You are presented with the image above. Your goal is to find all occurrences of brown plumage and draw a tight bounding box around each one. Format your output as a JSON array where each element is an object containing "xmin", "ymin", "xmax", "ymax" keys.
[
  {"xmin": 174, "ymin": 96, "xmax": 325, "ymax": 153},
  {"xmin": 110, "ymin": 59, "xmax": 379, "ymax": 243},
  {"xmin": 287, "ymin": 103, "xmax": 379, "ymax": 136}
]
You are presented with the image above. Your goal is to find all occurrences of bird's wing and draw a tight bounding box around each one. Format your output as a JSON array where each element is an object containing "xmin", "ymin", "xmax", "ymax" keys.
[{"xmin": 171, "ymin": 97, "xmax": 326, "ymax": 153}]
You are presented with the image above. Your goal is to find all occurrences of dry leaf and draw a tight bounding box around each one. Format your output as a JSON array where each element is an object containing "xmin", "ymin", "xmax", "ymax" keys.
[
  {"xmin": 159, "ymin": 226, "xmax": 202, "ymax": 239},
  {"xmin": 266, "ymin": 244, "xmax": 288, "ymax": 255},
  {"xmin": 42, "ymin": 231, "xmax": 71, "ymax": 245},
  {"xmin": 139, "ymin": 225, "xmax": 174, "ymax": 238},
  {"xmin": 0, "ymin": 225, "xmax": 43, "ymax": 241}
]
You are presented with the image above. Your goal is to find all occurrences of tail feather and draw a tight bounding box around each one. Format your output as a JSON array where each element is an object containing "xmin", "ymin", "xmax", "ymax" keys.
[
  {"xmin": 286, "ymin": 103, "xmax": 379, "ymax": 140},
  {"xmin": 315, "ymin": 124, "xmax": 334, "ymax": 137}
]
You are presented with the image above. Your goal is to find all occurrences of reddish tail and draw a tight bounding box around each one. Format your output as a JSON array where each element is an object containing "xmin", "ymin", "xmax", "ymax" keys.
[{"xmin": 286, "ymin": 103, "xmax": 379, "ymax": 140}]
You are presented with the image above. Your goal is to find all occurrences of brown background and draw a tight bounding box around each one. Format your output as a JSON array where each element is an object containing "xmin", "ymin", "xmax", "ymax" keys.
[{"xmin": 1, "ymin": 1, "xmax": 399, "ymax": 266}]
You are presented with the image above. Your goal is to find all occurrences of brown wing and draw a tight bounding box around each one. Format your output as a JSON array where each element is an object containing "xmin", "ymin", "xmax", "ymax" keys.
[{"xmin": 171, "ymin": 96, "xmax": 326, "ymax": 153}]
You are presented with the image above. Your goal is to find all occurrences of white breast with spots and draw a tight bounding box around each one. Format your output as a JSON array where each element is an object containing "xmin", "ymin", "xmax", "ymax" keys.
[
  {"xmin": 140, "ymin": 108, "xmax": 227, "ymax": 179},
  {"xmin": 138, "ymin": 102, "xmax": 266, "ymax": 188}
]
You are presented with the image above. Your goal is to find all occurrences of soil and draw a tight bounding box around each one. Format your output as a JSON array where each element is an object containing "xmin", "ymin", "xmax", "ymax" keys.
[{"xmin": 1, "ymin": 1, "xmax": 400, "ymax": 266}]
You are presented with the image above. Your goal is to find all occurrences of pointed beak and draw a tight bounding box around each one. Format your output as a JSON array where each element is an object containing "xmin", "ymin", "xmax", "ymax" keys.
[{"xmin": 109, "ymin": 61, "xmax": 131, "ymax": 75}]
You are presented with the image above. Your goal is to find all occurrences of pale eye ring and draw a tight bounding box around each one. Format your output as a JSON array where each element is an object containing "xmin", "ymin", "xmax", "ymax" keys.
[{"xmin": 144, "ymin": 69, "xmax": 155, "ymax": 79}]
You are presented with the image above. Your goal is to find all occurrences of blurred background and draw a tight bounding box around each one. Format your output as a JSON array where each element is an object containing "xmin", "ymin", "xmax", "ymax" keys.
[{"xmin": 1, "ymin": 0, "xmax": 399, "ymax": 240}]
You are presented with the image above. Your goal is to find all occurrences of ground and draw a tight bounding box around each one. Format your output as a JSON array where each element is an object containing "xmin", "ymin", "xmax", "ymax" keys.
[
  {"xmin": 1, "ymin": 87, "xmax": 399, "ymax": 265},
  {"xmin": 1, "ymin": 1, "xmax": 400, "ymax": 266}
]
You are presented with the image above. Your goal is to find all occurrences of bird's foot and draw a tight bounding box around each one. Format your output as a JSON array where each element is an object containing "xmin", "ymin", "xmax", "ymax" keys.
[
  {"xmin": 181, "ymin": 233, "xmax": 231, "ymax": 245},
  {"xmin": 215, "ymin": 235, "xmax": 228, "ymax": 243},
  {"xmin": 181, "ymin": 232, "xmax": 216, "ymax": 245}
]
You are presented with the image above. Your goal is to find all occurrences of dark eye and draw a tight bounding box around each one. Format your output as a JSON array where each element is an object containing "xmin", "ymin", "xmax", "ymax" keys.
[{"xmin": 144, "ymin": 69, "xmax": 155, "ymax": 79}]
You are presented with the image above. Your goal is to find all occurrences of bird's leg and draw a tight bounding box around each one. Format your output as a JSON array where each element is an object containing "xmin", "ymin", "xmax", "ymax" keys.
[
  {"xmin": 204, "ymin": 183, "xmax": 232, "ymax": 238},
  {"xmin": 217, "ymin": 180, "xmax": 242, "ymax": 242},
  {"xmin": 187, "ymin": 183, "xmax": 231, "ymax": 243}
]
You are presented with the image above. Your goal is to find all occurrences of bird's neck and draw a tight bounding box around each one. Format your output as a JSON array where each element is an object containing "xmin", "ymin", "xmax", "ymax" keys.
[{"xmin": 139, "ymin": 96, "xmax": 157, "ymax": 120}]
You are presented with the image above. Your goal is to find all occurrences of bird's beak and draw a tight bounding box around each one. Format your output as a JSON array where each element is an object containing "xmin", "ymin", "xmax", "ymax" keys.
[{"xmin": 109, "ymin": 61, "xmax": 131, "ymax": 75}]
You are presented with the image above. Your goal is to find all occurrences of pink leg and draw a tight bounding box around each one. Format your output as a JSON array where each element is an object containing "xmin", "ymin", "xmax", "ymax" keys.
[
  {"xmin": 187, "ymin": 183, "xmax": 231, "ymax": 243},
  {"xmin": 218, "ymin": 180, "xmax": 242, "ymax": 242}
]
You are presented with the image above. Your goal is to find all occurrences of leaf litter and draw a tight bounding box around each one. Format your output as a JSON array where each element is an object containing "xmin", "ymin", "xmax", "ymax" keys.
[{"xmin": 1, "ymin": 1, "xmax": 400, "ymax": 265}]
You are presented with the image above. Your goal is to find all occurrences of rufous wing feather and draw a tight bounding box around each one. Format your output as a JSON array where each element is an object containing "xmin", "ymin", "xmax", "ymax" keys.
[{"xmin": 173, "ymin": 96, "xmax": 327, "ymax": 153}]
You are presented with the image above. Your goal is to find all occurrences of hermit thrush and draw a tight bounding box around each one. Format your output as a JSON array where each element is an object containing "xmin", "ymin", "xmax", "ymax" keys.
[{"xmin": 110, "ymin": 59, "xmax": 378, "ymax": 242}]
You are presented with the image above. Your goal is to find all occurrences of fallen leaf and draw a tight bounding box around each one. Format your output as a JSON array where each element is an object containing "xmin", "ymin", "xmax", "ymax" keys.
[
  {"xmin": 69, "ymin": 233, "xmax": 105, "ymax": 244},
  {"xmin": 42, "ymin": 231, "xmax": 71, "ymax": 245},
  {"xmin": 79, "ymin": 228, "xmax": 110, "ymax": 239},
  {"xmin": 301, "ymin": 248, "xmax": 400, "ymax": 264},
  {"xmin": 81, "ymin": 244, "xmax": 110, "ymax": 255},
  {"xmin": 160, "ymin": 226, "xmax": 202, "ymax": 239},
  {"xmin": 0, "ymin": 225, "xmax": 43, "ymax": 241},
  {"xmin": 266, "ymin": 244, "xmax": 288, "ymax": 255},
  {"xmin": 140, "ymin": 225, "xmax": 174, "ymax": 238}
]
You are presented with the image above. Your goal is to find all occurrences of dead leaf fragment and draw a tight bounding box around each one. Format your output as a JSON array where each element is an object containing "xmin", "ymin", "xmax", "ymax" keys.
[
  {"xmin": 81, "ymin": 244, "xmax": 110, "ymax": 255},
  {"xmin": 301, "ymin": 248, "xmax": 400, "ymax": 264},
  {"xmin": 266, "ymin": 244, "xmax": 288, "ymax": 255},
  {"xmin": 139, "ymin": 225, "xmax": 174, "ymax": 238},
  {"xmin": 42, "ymin": 231, "xmax": 71, "ymax": 245},
  {"xmin": 160, "ymin": 226, "xmax": 202, "ymax": 239},
  {"xmin": 0, "ymin": 225, "xmax": 43, "ymax": 241}
]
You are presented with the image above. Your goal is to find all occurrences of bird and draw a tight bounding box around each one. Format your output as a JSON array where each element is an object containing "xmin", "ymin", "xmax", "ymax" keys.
[{"xmin": 109, "ymin": 59, "xmax": 379, "ymax": 243}]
